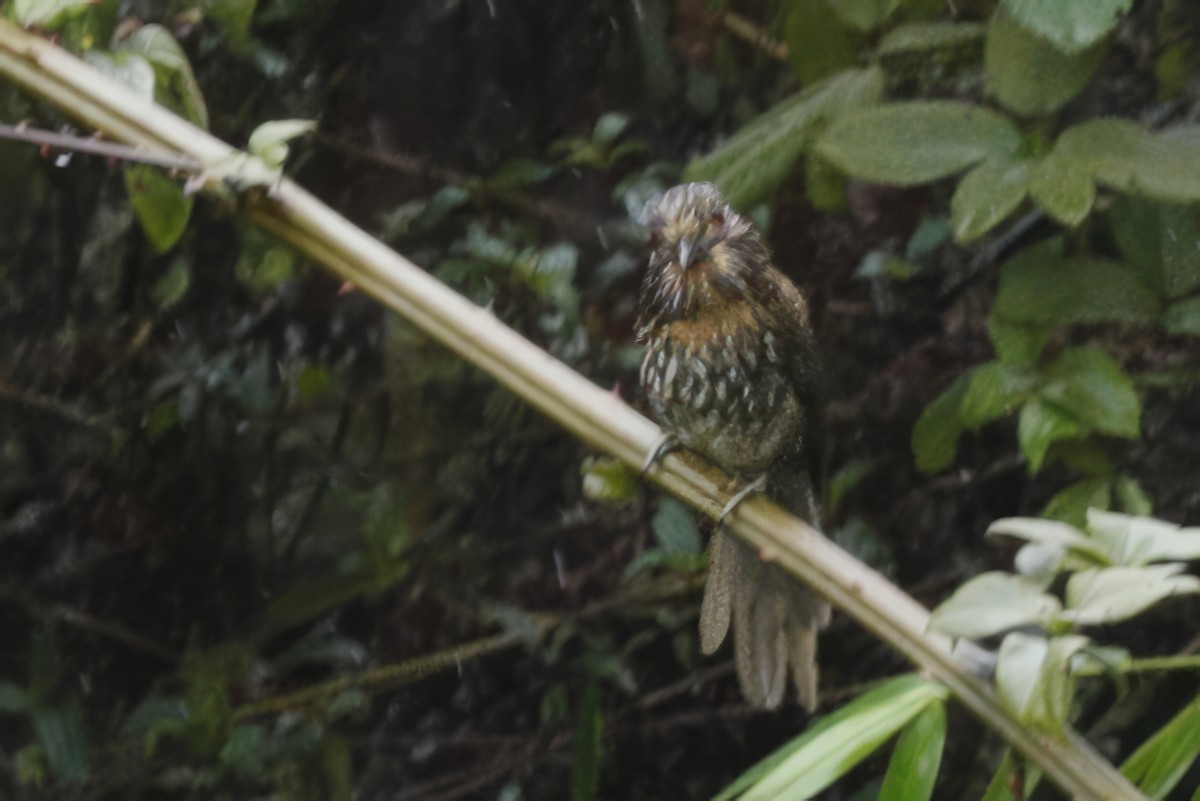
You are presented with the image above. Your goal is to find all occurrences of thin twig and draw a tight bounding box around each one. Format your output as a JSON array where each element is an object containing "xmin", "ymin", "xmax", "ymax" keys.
[
  {"xmin": 0, "ymin": 121, "xmax": 202, "ymax": 171},
  {"xmin": 723, "ymin": 11, "xmax": 788, "ymax": 62}
]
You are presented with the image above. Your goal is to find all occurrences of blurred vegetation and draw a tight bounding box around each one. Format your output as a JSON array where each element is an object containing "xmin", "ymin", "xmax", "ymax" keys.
[{"xmin": 0, "ymin": 0, "xmax": 1199, "ymax": 799}]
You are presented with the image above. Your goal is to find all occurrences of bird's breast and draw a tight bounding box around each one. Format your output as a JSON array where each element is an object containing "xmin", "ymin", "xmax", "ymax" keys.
[{"xmin": 640, "ymin": 322, "xmax": 804, "ymax": 476}]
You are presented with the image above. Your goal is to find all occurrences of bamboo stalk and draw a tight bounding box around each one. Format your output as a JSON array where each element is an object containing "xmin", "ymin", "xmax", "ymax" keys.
[{"xmin": 0, "ymin": 20, "xmax": 1144, "ymax": 800}]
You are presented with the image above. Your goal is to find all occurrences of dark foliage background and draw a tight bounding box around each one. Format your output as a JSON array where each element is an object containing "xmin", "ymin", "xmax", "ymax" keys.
[{"xmin": 1, "ymin": 0, "xmax": 1198, "ymax": 798}]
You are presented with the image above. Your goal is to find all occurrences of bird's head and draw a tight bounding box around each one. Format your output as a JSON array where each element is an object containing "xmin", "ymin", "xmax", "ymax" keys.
[{"xmin": 635, "ymin": 182, "xmax": 771, "ymax": 338}]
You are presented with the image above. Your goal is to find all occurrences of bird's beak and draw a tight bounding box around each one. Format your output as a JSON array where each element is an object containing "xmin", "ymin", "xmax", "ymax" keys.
[{"xmin": 679, "ymin": 239, "xmax": 696, "ymax": 269}]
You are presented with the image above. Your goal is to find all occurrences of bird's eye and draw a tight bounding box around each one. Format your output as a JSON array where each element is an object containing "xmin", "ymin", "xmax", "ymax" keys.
[{"xmin": 709, "ymin": 212, "xmax": 726, "ymax": 231}]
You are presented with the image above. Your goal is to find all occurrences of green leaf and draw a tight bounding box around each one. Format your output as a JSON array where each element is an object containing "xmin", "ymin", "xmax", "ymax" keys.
[
  {"xmin": 1113, "ymin": 475, "xmax": 1153, "ymax": 516},
  {"xmin": 982, "ymin": 751, "xmax": 1044, "ymax": 801},
  {"xmin": 581, "ymin": 456, "xmax": 639, "ymax": 505},
  {"xmin": 986, "ymin": 515, "xmax": 1110, "ymax": 566},
  {"xmin": 877, "ymin": 21, "xmax": 985, "ymax": 57},
  {"xmin": 1057, "ymin": 122, "xmax": 1200, "ymax": 203},
  {"xmin": 263, "ymin": 567, "xmax": 406, "ymax": 632},
  {"xmin": 1028, "ymin": 151, "xmax": 1096, "ymax": 226},
  {"xmin": 1085, "ymin": 509, "xmax": 1200, "ymax": 566},
  {"xmin": 1001, "ymin": 0, "xmax": 1131, "ymax": 55},
  {"xmin": 204, "ymin": 0, "xmax": 258, "ymax": 41},
  {"xmin": 878, "ymin": 701, "xmax": 946, "ymax": 801},
  {"xmin": 235, "ymin": 244, "xmax": 296, "ymax": 293},
  {"xmin": 827, "ymin": 458, "xmax": 876, "ymax": 517},
  {"xmin": 995, "ymin": 632, "xmax": 1089, "ymax": 732},
  {"xmin": 1042, "ymin": 478, "xmax": 1110, "ymax": 529},
  {"xmin": 118, "ymin": 24, "xmax": 208, "ymax": 128},
  {"xmin": 571, "ymin": 680, "xmax": 603, "ymax": 801},
  {"xmin": 911, "ymin": 376, "xmax": 968, "ymax": 474},
  {"xmin": 7, "ymin": 0, "xmax": 92, "ymax": 29},
  {"xmin": 960, "ymin": 361, "xmax": 1036, "ymax": 428},
  {"xmin": 152, "ymin": 258, "xmax": 190, "ymax": 308},
  {"xmin": 1121, "ymin": 694, "xmax": 1200, "ymax": 799},
  {"xmin": 950, "ymin": 157, "xmax": 1030, "ymax": 243},
  {"xmin": 826, "ymin": 0, "xmax": 901, "ymax": 32},
  {"xmin": 220, "ymin": 724, "xmax": 266, "ymax": 778},
  {"xmin": 991, "ymin": 239, "xmax": 1161, "ymax": 330},
  {"xmin": 124, "ymin": 164, "xmax": 193, "ymax": 253},
  {"xmin": 1110, "ymin": 198, "xmax": 1200, "ymax": 300},
  {"xmin": 82, "ymin": 51, "xmax": 156, "ymax": 101},
  {"xmin": 592, "ymin": 111, "xmax": 630, "ymax": 145},
  {"xmin": 816, "ymin": 102, "xmax": 1022, "ymax": 186},
  {"xmin": 987, "ymin": 318, "xmax": 1049, "ymax": 365},
  {"xmin": 487, "ymin": 157, "xmax": 558, "ymax": 190},
  {"xmin": 683, "ymin": 67, "xmax": 884, "ymax": 209},
  {"xmin": 783, "ymin": 0, "xmax": 863, "ymax": 84},
  {"xmin": 716, "ymin": 675, "xmax": 948, "ymax": 801},
  {"xmin": 0, "ymin": 681, "xmax": 32, "ymax": 713},
  {"xmin": 1063, "ymin": 564, "xmax": 1200, "ymax": 624},
  {"xmin": 650, "ymin": 497, "xmax": 702, "ymax": 554},
  {"xmin": 1018, "ymin": 397, "xmax": 1086, "ymax": 473},
  {"xmin": 247, "ymin": 119, "xmax": 316, "ymax": 169},
  {"xmin": 986, "ymin": 6, "xmax": 1106, "ymax": 117},
  {"xmin": 33, "ymin": 705, "xmax": 89, "ymax": 784},
  {"xmin": 930, "ymin": 572, "xmax": 1061, "ymax": 638},
  {"xmin": 1165, "ymin": 297, "xmax": 1200, "ymax": 335},
  {"xmin": 1039, "ymin": 347, "xmax": 1141, "ymax": 439}
]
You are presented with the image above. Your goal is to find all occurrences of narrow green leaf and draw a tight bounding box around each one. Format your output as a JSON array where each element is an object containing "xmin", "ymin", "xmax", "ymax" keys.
[
  {"xmin": 950, "ymin": 157, "xmax": 1030, "ymax": 243},
  {"xmin": 1001, "ymin": 0, "xmax": 1130, "ymax": 54},
  {"xmin": 487, "ymin": 157, "xmax": 558, "ymax": 190},
  {"xmin": 1113, "ymin": 475, "xmax": 1153, "ymax": 516},
  {"xmin": 879, "ymin": 701, "xmax": 947, "ymax": 801},
  {"xmin": 33, "ymin": 705, "xmax": 90, "ymax": 784},
  {"xmin": 1121, "ymin": 694, "xmax": 1200, "ymax": 799},
  {"xmin": 986, "ymin": 6, "xmax": 1106, "ymax": 117},
  {"xmin": 1040, "ymin": 347, "xmax": 1141, "ymax": 439},
  {"xmin": 1018, "ymin": 397, "xmax": 1086, "ymax": 473},
  {"xmin": 981, "ymin": 750, "xmax": 1044, "ymax": 801},
  {"xmin": 930, "ymin": 572, "xmax": 1061, "ymax": 639},
  {"xmin": 683, "ymin": 68, "xmax": 884, "ymax": 209},
  {"xmin": 911, "ymin": 376, "xmax": 968, "ymax": 474},
  {"xmin": 152, "ymin": 258, "xmax": 190, "ymax": 308},
  {"xmin": 877, "ymin": 21, "xmax": 985, "ymax": 57},
  {"xmin": 1028, "ymin": 151, "xmax": 1095, "ymax": 226},
  {"xmin": 717, "ymin": 675, "xmax": 948, "ymax": 801},
  {"xmin": 960, "ymin": 361, "xmax": 1036, "ymax": 428},
  {"xmin": 816, "ymin": 102, "xmax": 1022, "ymax": 186},
  {"xmin": 571, "ymin": 680, "xmax": 603, "ymax": 801},
  {"xmin": 124, "ymin": 165, "xmax": 192, "ymax": 253},
  {"xmin": 1063, "ymin": 564, "xmax": 1200, "ymax": 624}
]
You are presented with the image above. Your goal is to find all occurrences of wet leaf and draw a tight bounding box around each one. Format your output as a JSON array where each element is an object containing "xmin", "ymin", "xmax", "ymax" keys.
[
  {"xmin": 986, "ymin": 6, "xmax": 1106, "ymax": 116},
  {"xmin": 950, "ymin": 157, "xmax": 1030, "ymax": 243},
  {"xmin": 930, "ymin": 572, "xmax": 1061, "ymax": 638},
  {"xmin": 1002, "ymin": 0, "xmax": 1131, "ymax": 55},
  {"xmin": 683, "ymin": 68, "xmax": 884, "ymax": 209},
  {"xmin": 816, "ymin": 101, "xmax": 1021, "ymax": 186},
  {"xmin": 124, "ymin": 164, "xmax": 193, "ymax": 253}
]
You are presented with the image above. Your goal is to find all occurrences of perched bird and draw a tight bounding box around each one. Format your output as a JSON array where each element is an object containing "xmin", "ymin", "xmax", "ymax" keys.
[{"xmin": 636, "ymin": 182, "xmax": 829, "ymax": 711}]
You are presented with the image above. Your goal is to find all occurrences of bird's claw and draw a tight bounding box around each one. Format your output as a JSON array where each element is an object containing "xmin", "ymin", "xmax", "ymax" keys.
[
  {"xmin": 641, "ymin": 432, "xmax": 681, "ymax": 478},
  {"xmin": 717, "ymin": 474, "xmax": 769, "ymax": 528}
]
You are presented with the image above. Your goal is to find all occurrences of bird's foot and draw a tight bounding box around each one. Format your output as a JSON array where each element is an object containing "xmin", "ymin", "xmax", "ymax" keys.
[
  {"xmin": 717, "ymin": 474, "xmax": 769, "ymax": 527},
  {"xmin": 640, "ymin": 432, "xmax": 682, "ymax": 478}
]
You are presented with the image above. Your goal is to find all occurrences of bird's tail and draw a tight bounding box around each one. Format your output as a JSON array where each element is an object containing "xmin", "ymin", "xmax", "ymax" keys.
[{"xmin": 698, "ymin": 468, "xmax": 830, "ymax": 710}]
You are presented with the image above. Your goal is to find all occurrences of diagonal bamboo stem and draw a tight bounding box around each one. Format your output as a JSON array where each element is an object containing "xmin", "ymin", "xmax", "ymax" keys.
[{"xmin": 0, "ymin": 20, "xmax": 1144, "ymax": 800}]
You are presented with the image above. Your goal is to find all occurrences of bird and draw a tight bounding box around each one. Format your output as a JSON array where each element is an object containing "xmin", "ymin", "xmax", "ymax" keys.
[{"xmin": 635, "ymin": 181, "xmax": 829, "ymax": 711}]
